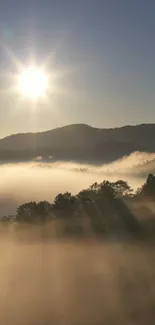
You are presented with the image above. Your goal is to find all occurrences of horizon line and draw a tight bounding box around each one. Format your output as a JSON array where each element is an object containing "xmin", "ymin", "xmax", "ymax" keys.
[{"xmin": 1, "ymin": 122, "xmax": 155, "ymax": 140}]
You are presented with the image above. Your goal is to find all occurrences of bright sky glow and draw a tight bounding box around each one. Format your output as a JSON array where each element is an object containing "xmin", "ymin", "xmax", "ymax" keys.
[{"xmin": 18, "ymin": 67, "xmax": 48, "ymax": 99}]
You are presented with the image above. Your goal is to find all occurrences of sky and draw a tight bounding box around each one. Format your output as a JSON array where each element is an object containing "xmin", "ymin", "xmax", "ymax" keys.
[{"xmin": 0, "ymin": 0, "xmax": 155, "ymax": 137}]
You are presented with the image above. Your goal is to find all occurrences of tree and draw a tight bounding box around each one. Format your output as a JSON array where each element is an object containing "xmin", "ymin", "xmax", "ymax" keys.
[
  {"xmin": 77, "ymin": 189, "xmax": 94, "ymax": 203},
  {"xmin": 36, "ymin": 201, "xmax": 52, "ymax": 221},
  {"xmin": 0, "ymin": 215, "xmax": 15, "ymax": 223},
  {"xmin": 111, "ymin": 180, "xmax": 133, "ymax": 198},
  {"xmin": 53, "ymin": 192, "xmax": 76, "ymax": 216},
  {"xmin": 136, "ymin": 174, "xmax": 155, "ymax": 199},
  {"xmin": 98, "ymin": 181, "xmax": 115, "ymax": 200},
  {"xmin": 16, "ymin": 201, "xmax": 38, "ymax": 222}
]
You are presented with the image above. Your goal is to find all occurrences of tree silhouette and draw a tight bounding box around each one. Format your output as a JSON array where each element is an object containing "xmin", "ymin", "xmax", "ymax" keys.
[
  {"xmin": 16, "ymin": 201, "xmax": 52, "ymax": 222},
  {"xmin": 97, "ymin": 181, "xmax": 115, "ymax": 200},
  {"xmin": 1, "ymin": 174, "xmax": 153, "ymax": 240},
  {"xmin": 137, "ymin": 174, "xmax": 155, "ymax": 199},
  {"xmin": 77, "ymin": 189, "xmax": 94, "ymax": 203},
  {"xmin": 111, "ymin": 180, "xmax": 133, "ymax": 198},
  {"xmin": 16, "ymin": 201, "xmax": 38, "ymax": 222},
  {"xmin": 53, "ymin": 192, "xmax": 76, "ymax": 217},
  {"xmin": 36, "ymin": 201, "xmax": 51, "ymax": 221}
]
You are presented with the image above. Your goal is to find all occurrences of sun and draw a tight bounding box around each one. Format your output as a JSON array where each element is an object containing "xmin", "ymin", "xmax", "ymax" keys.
[{"xmin": 18, "ymin": 66, "xmax": 48, "ymax": 99}]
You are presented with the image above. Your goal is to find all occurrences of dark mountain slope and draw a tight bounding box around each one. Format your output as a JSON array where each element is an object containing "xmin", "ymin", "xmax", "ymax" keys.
[{"xmin": 0, "ymin": 123, "xmax": 154, "ymax": 164}]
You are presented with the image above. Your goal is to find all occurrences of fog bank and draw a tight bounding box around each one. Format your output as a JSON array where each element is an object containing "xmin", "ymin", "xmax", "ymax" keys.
[{"xmin": 0, "ymin": 151, "xmax": 155, "ymax": 217}]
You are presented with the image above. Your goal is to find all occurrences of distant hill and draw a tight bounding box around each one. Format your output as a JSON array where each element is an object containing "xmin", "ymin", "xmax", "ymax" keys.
[{"xmin": 0, "ymin": 123, "xmax": 155, "ymax": 164}]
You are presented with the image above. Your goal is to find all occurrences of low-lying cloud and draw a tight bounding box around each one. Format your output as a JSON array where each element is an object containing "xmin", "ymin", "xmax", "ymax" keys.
[{"xmin": 0, "ymin": 151, "xmax": 155, "ymax": 217}]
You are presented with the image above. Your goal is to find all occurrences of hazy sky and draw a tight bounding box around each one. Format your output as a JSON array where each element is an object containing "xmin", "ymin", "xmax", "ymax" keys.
[{"xmin": 0, "ymin": 0, "xmax": 155, "ymax": 137}]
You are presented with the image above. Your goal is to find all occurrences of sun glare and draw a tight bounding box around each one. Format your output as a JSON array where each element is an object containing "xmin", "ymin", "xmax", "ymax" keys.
[{"xmin": 18, "ymin": 67, "xmax": 48, "ymax": 99}]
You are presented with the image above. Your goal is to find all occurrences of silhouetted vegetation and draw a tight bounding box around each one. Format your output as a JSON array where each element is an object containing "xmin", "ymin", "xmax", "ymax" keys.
[
  {"xmin": 136, "ymin": 174, "xmax": 155, "ymax": 199},
  {"xmin": 1, "ymin": 174, "xmax": 155, "ymax": 240}
]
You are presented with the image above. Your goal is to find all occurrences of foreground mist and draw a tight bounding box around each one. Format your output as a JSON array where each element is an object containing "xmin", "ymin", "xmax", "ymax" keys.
[
  {"xmin": 0, "ymin": 151, "xmax": 155, "ymax": 324},
  {"xmin": 0, "ymin": 234, "xmax": 155, "ymax": 325}
]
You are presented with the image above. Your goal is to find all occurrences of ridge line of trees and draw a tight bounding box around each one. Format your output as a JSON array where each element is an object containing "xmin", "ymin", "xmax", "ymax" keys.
[{"xmin": 1, "ymin": 174, "xmax": 155, "ymax": 239}]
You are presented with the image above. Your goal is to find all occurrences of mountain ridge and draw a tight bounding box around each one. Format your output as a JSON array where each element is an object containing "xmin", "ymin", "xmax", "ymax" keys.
[
  {"xmin": 2, "ymin": 122, "xmax": 155, "ymax": 140},
  {"xmin": 0, "ymin": 123, "xmax": 155, "ymax": 164}
]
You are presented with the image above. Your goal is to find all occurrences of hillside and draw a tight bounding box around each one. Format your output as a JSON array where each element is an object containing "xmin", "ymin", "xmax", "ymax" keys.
[{"xmin": 0, "ymin": 123, "xmax": 155, "ymax": 163}]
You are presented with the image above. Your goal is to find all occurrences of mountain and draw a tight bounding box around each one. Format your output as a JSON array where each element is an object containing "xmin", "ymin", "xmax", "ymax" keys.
[{"xmin": 0, "ymin": 123, "xmax": 155, "ymax": 164}]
